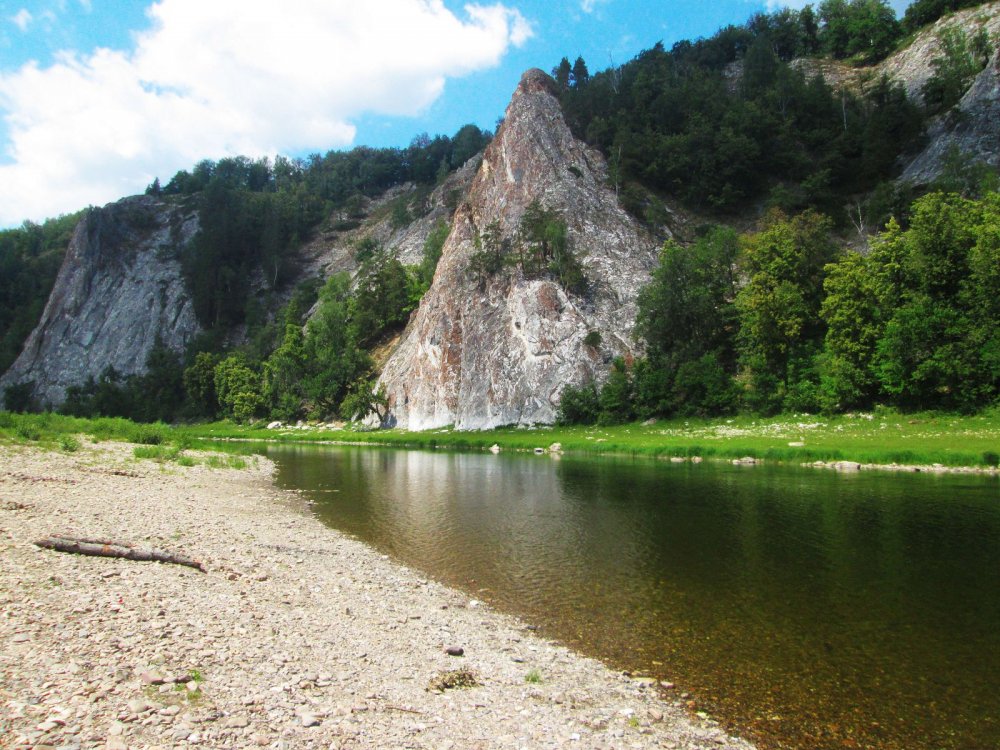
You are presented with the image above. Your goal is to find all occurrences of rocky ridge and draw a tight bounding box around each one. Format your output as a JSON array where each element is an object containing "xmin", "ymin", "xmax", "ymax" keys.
[
  {"xmin": 902, "ymin": 44, "xmax": 1000, "ymax": 183},
  {"xmin": 783, "ymin": 3, "xmax": 1000, "ymax": 104},
  {"xmin": 296, "ymin": 157, "xmax": 478, "ymax": 281},
  {"xmin": 376, "ymin": 70, "xmax": 659, "ymax": 430},
  {"xmin": 736, "ymin": 3, "xmax": 1000, "ymax": 186},
  {"xmin": 0, "ymin": 196, "xmax": 201, "ymax": 408},
  {"xmin": 879, "ymin": 1, "xmax": 1000, "ymax": 105}
]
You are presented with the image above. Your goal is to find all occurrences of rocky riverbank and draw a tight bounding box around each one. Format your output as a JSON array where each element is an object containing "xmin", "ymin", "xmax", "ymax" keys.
[{"xmin": 0, "ymin": 441, "xmax": 753, "ymax": 750}]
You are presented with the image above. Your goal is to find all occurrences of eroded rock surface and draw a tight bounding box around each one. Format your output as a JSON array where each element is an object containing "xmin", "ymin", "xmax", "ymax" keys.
[
  {"xmin": 880, "ymin": 2, "xmax": 1000, "ymax": 105},
  {"xmin": 377, "ymin": 69, "xmax": 659, "ymax": 430},
  {"xmin": 0, "ymin": 196, "xmax": 200, "ymax": 407},
  {"xmin": 902, "ymin": 47, "xmax": 1000, "ymax": 183}
]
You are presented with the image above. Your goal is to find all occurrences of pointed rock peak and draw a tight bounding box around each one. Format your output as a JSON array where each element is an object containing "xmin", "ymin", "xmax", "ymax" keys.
[
  {"xmin": 376, "ymin": 67, "xmax": 659, "ymax": 431},
  {"xmin": 517, "ymin": 68, "xmax": 558, "ymax": 97}
]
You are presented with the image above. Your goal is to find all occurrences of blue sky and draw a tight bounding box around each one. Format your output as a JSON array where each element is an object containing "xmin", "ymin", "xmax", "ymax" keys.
[{"xmin": 0, "ymin": 0, "xmax": 912, "ymax": 226}]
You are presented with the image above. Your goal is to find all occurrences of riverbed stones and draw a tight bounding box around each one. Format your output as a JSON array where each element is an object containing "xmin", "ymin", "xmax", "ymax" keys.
[{"xmin": 0, "ymin": 441, "xmax": 754, "ymax": 750}]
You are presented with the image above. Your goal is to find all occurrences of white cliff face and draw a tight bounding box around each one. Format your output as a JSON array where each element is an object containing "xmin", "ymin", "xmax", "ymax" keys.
[
  {"xmin": 0, "ymin": 196, "xmax": 201, "ymax": 407},
  {"xmin": 377, "ymin": 69, "xmax": 659, "ymax": 431}
]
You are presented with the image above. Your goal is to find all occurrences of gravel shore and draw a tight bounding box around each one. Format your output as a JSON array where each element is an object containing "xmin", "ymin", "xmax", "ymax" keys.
[{"xmin": 1, "ymin": 441, "xmax": 754, "ymax": 750}]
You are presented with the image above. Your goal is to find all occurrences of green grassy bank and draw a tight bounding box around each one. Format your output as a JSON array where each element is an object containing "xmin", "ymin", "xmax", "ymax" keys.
[
  {"xmin": 3, "ymin": 410, "xmax": 1000, "ymax": 470},
  {"xmin": 181, "ymin": 410, "xmax": 1000, "ymax": 469}
]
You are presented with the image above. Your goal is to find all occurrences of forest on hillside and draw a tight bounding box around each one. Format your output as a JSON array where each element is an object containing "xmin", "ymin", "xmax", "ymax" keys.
[{"xmin": 1, "ymin": 0, "xmax": 999, "ymax": 425}]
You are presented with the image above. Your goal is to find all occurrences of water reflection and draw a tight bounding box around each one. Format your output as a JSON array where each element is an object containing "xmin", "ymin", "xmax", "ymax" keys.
[{"xmin": 270, "ymin": 445, "xmax": 1000, "ymax": 750}]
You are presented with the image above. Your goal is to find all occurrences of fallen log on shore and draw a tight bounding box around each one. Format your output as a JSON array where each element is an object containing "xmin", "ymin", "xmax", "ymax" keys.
[{"xmin": 33, "ymin": 535, "xmax": 205, "ymax": 572}]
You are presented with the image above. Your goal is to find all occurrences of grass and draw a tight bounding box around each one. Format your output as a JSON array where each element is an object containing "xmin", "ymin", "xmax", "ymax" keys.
[
  {"xmin": 177, "ymin": 409, "xmax": 1000, "ymax": 469},
  {"xmin": 4, "ymin": 408, "xmax": 1000, "ymax": 470},
  {"xmin": 0, "ymin": 412, "xmax": 251, "ymax": 470},
  {"xmin": 525, "ymin": 668, "xmax": 543, "ymax": 684}
]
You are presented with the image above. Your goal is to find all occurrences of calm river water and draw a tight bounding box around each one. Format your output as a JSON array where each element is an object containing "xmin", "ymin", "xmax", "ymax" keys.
[{"xmin": 266, "ymin": 445, "xmax": 1000, "ymax": 750}]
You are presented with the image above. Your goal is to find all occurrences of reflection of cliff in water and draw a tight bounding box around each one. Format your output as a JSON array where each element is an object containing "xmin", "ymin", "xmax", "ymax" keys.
[{"xmin": 269, "ymin": 444, "xmax": 1000, "ymax": 750}]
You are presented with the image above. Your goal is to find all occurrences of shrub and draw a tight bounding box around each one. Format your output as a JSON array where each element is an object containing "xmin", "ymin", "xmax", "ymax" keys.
[
  {"xmin": 557, "ymin": 382, "xmax": 600, "ymax": 425},
  {"xmin": 58, "ymin": 435, "xmax": 80, "ymax": 452}
]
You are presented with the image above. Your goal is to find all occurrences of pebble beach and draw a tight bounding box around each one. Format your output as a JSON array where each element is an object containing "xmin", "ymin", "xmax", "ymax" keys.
[{"xmin": 1, "ymin": 441, "xmax": 754, "ymax": 750}]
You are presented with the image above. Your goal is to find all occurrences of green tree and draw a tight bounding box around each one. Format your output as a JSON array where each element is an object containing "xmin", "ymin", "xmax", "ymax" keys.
[
  {"xmin": 598, "ymin": 357, "xmax": 636, "ymax": 424},
  {"xmin": 469, "ymin": 220, "xmax": 507, "ymax": 286},
  {"xmin": 301, "ymin": 274, "xmax": 371, "ymax": 417},
  {"xmin": 904, "ymin": 0, "xmax": 986, "ymax": 32},
  {"xmin": 819, "ymin": 0, "xmax": 900, "ymax": 61},
  {"xmin": 213, "ymin": 355, "xmax": 263, "ymax": 423},
  {"xmin": 340, "ymin": 379, "xmax": 389, "ymax": 424},
  {"xmin": 922, "ymin": 25, "xmax": 994, "ymax": 113},
  {"xmin": 132, "ymin": 337, "xmax": 185, "ymax": 423},
  {"xmin": 183, "ymin": 351, "xmax": 221, "ymax": 417},
  {"xmin": 735, "ymin": 210, "xmax": 838, "ymax": 413},
  {"xmin": 966, "ymin": 192, "xmax": 1000, "ymax": 393},
  {"xmin": 635, "ymin": 228, "xmax": 739, "ymax": 416},
  {"xmin": 871, "ymin": 192, "xmax": 990, "ymax": 409},
  {"xmin": 556, "ymin": 381, "xmax": 601, "ymax": 425},
  {"xmin": 819, "ymin": 249, "xmax": 884, "ymax": 409},
  {"xmin": 350, "ymin": 254, "xmax": 413, "ymax": 345},
  {"xmin": 263, "ymin": 323, "xmax": 307, "ymax": 421},
  {"xmin": 553, "ymin": 57, "xmax": 572, "ymax": 88}
]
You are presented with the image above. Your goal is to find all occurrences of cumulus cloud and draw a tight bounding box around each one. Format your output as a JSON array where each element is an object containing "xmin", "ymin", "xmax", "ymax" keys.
[
  {"xmin": 10, "ymin": 9, "xmax": 33, "ymax": 31},
  {"xmin": 0, "ymin": 0, "xmax": 531, "ymax": 225}
]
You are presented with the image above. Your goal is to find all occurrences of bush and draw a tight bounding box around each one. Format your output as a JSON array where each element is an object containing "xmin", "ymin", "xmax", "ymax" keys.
[
  {"xmin": 58, "ymin": 435, "xmax": 80, "ymax": 452},
  {"xmin": 556, "ymin": 382, "xmax": 600, "ymax": 425},
  {"xmin": 3, "ymin": 382, "xmax": 37, "ymax": 413}
]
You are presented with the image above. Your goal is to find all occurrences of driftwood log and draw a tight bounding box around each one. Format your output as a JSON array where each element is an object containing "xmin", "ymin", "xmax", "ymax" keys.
[{"xmin": 33, "ymin": 535, "xmax": 205, "ymax": 572}]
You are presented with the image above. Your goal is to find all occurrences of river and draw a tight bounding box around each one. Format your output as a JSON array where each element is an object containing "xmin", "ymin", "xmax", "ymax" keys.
[{"xmin": 265, "ymin": 444, "xmax": 1000, "ymax": 750}]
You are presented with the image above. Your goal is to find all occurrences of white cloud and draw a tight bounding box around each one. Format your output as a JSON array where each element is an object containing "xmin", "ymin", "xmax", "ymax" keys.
[
  {"xmin": 11, "ymin": 9, "xmax": 33, "ymax": 31},
  {"xmin": 580, "ymin": 0, "xmax": 609, "ymax": 13},
  {"xmin": 0, "ymin": 0, "xmax": 531, "ymax": 225}
]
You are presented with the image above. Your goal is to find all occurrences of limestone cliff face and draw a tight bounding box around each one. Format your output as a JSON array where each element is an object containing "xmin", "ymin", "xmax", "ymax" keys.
[
  {"xmin": 902, "ymin": 46, "xmax": 1000, "ymax": 183},
  {"xmin": 377, "ymin": 69, "xmax": 659, "ymax": 430},
  {"xmin": 0, "ymin": 196, "xmax": 200, "ymax": 407},
  {"xmin": 880, "ymin": 2, "xmax": 1000, "ymax": 106}
]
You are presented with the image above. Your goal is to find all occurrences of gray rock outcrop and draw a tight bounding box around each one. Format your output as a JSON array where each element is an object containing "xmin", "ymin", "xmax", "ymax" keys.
[
  {"xmin": 879, "ymin": 2, "xmax": 1000, "ymax": 105},
  {"xmin": 376, "ymin": 69, "xmax": 659, "ymax": 430},
  {"xmin": 0, "ymin": 196, "xmax": 201, "ymax": 407},
  {"xmin": 902, "ymin": 46, "xmax": 1000, "ymax": 183}
]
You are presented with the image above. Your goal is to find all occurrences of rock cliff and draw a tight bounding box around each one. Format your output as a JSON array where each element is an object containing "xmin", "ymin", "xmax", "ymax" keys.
[
  {"xmin": 0, "ymin": 196, "xmax": 200, "ymax": 407},
  {"xmin": 880, "ymin": 2, "xmax": 1000, "ymax": 105},
  {"xmin": 376, "ymin": 69, "xmax": 659, "ymax": 430},
  {"xmin": 902, "ymin": 46, "xmax": 1000, "ymax": 183}
]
